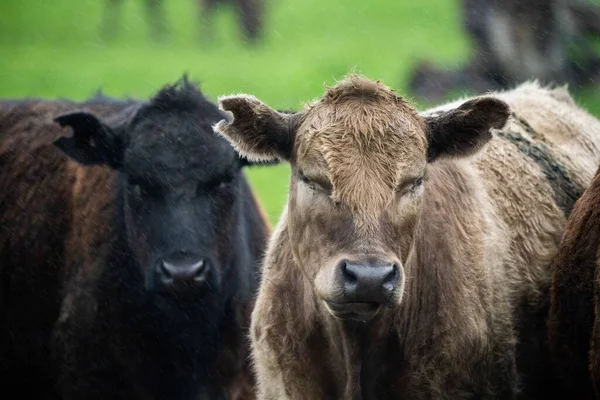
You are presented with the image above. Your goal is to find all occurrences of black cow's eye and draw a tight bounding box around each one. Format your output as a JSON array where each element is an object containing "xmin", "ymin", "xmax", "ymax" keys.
[
  {"xmin": 128, "ymin": 177, "xmax": 161, "ymax": 198},
  {"xmin": 200, "ymin": 172, "xmax": 235, "ymax": 194}
]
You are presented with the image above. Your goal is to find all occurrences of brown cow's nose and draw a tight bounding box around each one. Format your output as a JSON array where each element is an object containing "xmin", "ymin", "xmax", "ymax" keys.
[
  {"xmin": 339, "ymin": 260, "xmax": 399, "ymax": 304},
  {"xmin": 156, "ymin": 257, "xmax": 209, "ymax": 290}
]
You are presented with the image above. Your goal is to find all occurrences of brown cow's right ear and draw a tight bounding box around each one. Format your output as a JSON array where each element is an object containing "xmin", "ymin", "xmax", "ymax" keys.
[{"xmin": 213, "ymin": 94, "xmax": 302, "ymax": 162}]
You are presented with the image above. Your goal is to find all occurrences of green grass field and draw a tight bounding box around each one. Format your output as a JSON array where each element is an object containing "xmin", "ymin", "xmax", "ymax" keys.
[{"xmin": 2, "ymin": 0, "xmax": 600, "ymax": 225}]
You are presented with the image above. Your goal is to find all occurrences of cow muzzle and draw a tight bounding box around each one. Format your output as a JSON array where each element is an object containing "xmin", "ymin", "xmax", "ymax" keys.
[
  {"xmin": 154, "ymin": 251, "xmax": 211, "ymax": 293},
  {"xmin": 324, "ymin": 258, "xmax": 401, "ymax": 322}
]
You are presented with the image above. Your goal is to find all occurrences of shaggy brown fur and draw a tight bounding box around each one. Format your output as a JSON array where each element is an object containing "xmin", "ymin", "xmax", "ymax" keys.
[
  {"xmin": 214, "ymin": 74, "xmax": 600, "ymax": 399},
  {"xmin": 0, "ymin": 82, "xmax": 271, "ymax": 399},
  {"xmin": 0, "ymin": 98, "xmax": 125, "ymax": 400},
  {"xmin": 548, "ymin": 164, "xmax": 600, "ymax": 399}
]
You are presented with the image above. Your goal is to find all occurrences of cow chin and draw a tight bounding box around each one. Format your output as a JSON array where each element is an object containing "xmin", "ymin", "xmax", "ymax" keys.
[{"xmin": 323, "ymin": 300, "xmax": 383, "ymax": 322}]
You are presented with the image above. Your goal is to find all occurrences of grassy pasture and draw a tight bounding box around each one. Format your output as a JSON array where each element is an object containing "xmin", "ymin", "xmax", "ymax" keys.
[{"xmin": 2, "ymin": 0, "xmax": 600, "ymax": 224}]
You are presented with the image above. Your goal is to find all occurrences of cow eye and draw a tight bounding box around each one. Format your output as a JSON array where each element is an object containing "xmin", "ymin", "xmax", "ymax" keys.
[
  {"xmin": 397, "ymin": 176, "xmax": 424, "ymax": 196},
  {"xmin": 200, "ymin": 172, "xmax": 235, "ymax": 194},
  {"xmin": 299, "ymin": 172, "xmax": 312, "ymax": 185},
  {"xmin": 298, "ymin": 172, "xmax": 318, "ymax": 191},
  {"xmin": 298, "ymin": 170, "xmax": 332, "ymax": 195},
  {"xmin": 128, "ymin": 177, "xmax": 161, "ymax": 198},
  {"xmin": 413, "ymin": 177, "xmax": 424, "ymax": 189}
]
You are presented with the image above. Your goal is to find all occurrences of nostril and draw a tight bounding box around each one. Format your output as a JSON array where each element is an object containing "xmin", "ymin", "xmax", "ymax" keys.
[
  {"xmin": 157, "ymin": 260, "xmax": 173, "ymax": 281},
  {"xmin": 191, "ymin": 259, "xmax": 207, "ymax": 281},
  {"xmin": 382, "ymin": 264, "xmax": 400, "ymax": 292},
  {"xmin": 341, "ymin": 261, "xmax": 357, "ymax": 284}
]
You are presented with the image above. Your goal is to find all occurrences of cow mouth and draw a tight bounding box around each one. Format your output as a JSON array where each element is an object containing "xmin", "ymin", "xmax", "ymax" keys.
[{"xmin": 324, "ymin": 301, "xmax": 382, "ymax": 322}]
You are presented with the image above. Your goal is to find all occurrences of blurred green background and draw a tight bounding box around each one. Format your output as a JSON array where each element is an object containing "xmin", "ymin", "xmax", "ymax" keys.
[{"xmin": 2, "ymin": 0, "xmax": 600, "ymax": 225}]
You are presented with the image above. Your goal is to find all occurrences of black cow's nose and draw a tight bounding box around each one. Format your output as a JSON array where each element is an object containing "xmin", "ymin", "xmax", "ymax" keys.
[
  {"xmin": 339, "ymin": 259, "xmax": 399, "ymax": 304},
  {"xmin": 156, "ymin": 256, "xmax": 209, "ymax": 290}
]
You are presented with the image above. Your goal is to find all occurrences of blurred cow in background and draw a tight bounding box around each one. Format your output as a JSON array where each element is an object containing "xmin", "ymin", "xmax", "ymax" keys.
[
  {"xmin": 409, "ymin": 0, "xmax": 600, "ymax": 104},
  {"xmin": 100, "ymin": 0, "xmax": 263, "ymax": 44}
]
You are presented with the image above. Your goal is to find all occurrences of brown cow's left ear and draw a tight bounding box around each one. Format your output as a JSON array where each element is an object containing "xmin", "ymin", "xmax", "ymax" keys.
[
  {"xmin": 424, "ymin": 97, "xmax": 510, "ymax": 162},
  {"xmin": 213, "ymin": 95, "xmax": 303, "ymax": 162}
]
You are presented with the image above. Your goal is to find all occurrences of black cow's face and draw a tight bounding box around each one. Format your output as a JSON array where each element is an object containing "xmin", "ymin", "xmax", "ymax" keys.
[
  {"xmin": 121, "ymin": 109, "xmax": 243, "ymax": 296},
  {"xmin": 53, "ymin": 84, "xmax": 253, "ymax": 297}
]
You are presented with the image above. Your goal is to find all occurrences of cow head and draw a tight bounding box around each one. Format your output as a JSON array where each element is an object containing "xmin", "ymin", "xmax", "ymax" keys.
[
  {"xmin": 54, "ymin": 78, "xmax": 267, "ymax": 298},
  {"xmin": 214, "ymin": 74, "xmax": 509, "ymax": 321}
]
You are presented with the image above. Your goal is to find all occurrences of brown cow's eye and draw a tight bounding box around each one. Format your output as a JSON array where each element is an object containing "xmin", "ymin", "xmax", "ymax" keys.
[
  {"xmin": 397, "ymin": 176, "xmax": 424, "ymax": 196},
  {"xmin": 298, "ymin": 169, "xmax": 333, "ymax": 195},
  {"xmin": 298, "ymin": 170, "xmax": 310, "ymax": 184},
  {"xmin": 298, "ymin": 171, "xmax": 314, "ymax": 188}
]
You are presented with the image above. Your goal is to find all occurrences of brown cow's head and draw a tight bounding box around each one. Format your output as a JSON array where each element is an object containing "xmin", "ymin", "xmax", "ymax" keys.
[{"xmin": 215, "ymin": 74, "xmax": 509, "ymax": 321}]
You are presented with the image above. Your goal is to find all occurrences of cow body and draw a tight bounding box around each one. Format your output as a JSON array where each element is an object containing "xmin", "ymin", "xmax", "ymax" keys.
[
  {"xmin": 0, "ymin": 79, "xmax": 270, "ymax": 399},
  {"xmin": 548, "ymin": 164, "xmax": 600, "ymax": 399},
  {"xmin": 214, "ymin": 76, "xmax": 600, "ymax": 399}
]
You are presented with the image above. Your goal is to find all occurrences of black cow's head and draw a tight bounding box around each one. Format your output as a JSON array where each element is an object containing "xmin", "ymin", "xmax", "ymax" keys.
[{"xmin": 53, "ymin": 78, "xmax": 267, "ymax": 297}]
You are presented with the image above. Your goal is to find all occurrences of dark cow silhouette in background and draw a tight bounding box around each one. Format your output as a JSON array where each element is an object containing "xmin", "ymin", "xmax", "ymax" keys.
[
  {"xmin": 0, "ymin": 76, "xmax": 272, "ymax": 399},
  {"xmin": 409, "ymin": 0, "xmax": 600, "ymax": 104},
  {"xmin": 100, "ymin": 0, "xmax": 263, "ymax": 44}
]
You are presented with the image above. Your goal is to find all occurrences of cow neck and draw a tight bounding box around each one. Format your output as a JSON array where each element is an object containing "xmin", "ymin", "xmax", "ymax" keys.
[{"xmin": 319, "ymin": 240, "xmax": 430, "ymax": 399}]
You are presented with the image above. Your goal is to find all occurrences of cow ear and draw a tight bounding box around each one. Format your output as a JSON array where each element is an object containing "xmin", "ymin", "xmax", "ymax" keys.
[
  {"xmin": 53, "ymin": 111, "xmax": 124, "ymax": 169},
  {"xmin": 213, "ymin": 95, "xmax": 302, "ymax": 162},
  {"xmin": 425, "ymin": 97, "xmax": 510, "ymax": 162}
]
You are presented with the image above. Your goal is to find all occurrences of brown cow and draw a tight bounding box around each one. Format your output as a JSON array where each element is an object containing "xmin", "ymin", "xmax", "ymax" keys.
[
  {"xmin": 548, "ymin": 164, "xmax": 600, "ymax": 399},
  {"xmin": 213, "ymin": 74, "xmax": 600, "ymax": 399},
  {"xmin": 0, "ymin": 78, "xmax": 272, "ymax": 399}
]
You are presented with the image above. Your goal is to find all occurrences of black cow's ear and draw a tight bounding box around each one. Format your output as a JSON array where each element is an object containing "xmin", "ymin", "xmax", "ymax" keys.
[
  {"xmin": 53, "ymin": 111, "xmax": 124, "ymax": 169},
  {"xmin": 424, "ymin": 97, "xmax": 510, "ymax": 162}
]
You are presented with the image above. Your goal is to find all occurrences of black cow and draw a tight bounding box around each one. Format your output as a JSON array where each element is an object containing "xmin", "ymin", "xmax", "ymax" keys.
[{"xmin": 0, "ymin": 77, "xmax": 272, "ymax": 399}]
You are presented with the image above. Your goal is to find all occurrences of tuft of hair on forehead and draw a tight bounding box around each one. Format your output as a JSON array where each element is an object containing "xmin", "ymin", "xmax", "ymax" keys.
[
  {"xmin": 306, "ymin": 73, "xmax": 425, "ymax": 147},
  {"xmin": 137, "ymin": 74, "xmax": 225, "ymax": 121},
  {"xmin": 321, "ymin": 73, "xmax": 408, "ymax": 107}
]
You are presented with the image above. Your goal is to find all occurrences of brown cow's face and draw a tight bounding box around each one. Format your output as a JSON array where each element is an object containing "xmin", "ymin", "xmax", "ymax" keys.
[
  {"xmin": 286, "ymin": 96, "xmax": 428, "ymax": 321},
  {"xmin": 215, "ymin": 74, "xmax": 509, "ymax": 322}
]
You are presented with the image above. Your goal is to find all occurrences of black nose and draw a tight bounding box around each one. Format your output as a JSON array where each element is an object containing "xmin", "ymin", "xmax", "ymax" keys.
[
  {"xmin": 156, "ymin": 256, "xmax": 209, "ymax": 290},
  {"xmin": 339, "ymin": 259, "xmax": 399, "ymax": 304}
]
